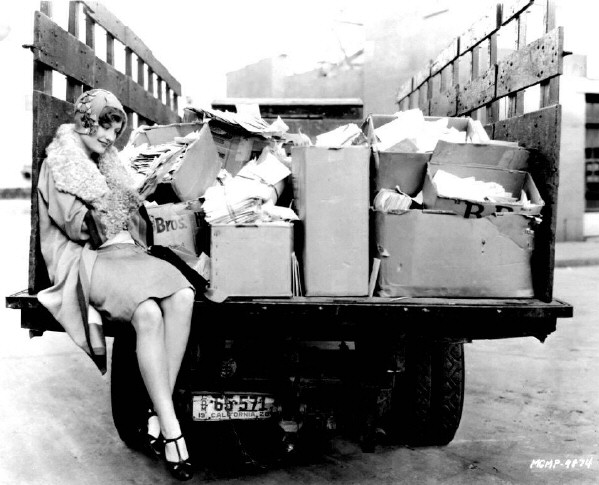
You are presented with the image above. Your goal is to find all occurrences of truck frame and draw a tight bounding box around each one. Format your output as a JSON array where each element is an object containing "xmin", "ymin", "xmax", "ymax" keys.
[{"xmin": 7, "ymin": 0, "xmax": 573, "ymax": 463}]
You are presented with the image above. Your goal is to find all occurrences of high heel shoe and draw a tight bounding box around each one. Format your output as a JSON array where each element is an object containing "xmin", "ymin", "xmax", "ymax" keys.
[
  {"xmin": 162, "ymin": 434, "xmax": 193, "ymax": 481},
  {"xmin": 140, "ymin": 408, "xmax": 163, "ymax": 460}
]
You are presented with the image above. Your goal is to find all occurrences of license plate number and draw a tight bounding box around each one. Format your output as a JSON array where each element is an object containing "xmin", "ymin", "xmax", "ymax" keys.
[{"xmin": 192, "ymin": 394, "xmax": 276, "ymax": 421}]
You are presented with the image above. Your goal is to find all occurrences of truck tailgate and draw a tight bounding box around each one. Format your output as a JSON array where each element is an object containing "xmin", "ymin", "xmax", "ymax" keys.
[{"xmin": 7, "ymin": 290, "xmax": 573, "ymax": 342}]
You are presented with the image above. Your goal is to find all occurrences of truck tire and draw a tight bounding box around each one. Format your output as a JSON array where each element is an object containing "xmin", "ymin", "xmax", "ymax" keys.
[
  {"xmin": 387, "ymin": 341, "xmax": 465, "ymax": 446},
  {"xmin": 110, "ymin": 327, "xmax": 150, "ymax": 449}
]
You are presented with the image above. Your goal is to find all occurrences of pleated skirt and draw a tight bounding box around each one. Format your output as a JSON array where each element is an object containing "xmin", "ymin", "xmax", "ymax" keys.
[{"xmin": 89, "ymin": 243, "xmax": 192, "ymax": 322}]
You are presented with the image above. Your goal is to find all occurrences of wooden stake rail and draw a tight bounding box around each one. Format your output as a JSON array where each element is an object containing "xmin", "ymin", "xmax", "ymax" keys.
[
  {"xmin": 395, "ymin": 0, "xmax": 566, "ymax": 302},
  {"xmin": 29, "ymin": 1, "xmax": 182, "ymax": 294}
]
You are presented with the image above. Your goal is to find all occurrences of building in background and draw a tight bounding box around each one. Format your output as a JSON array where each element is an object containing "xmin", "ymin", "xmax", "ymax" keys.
[{"xmin": 225, "ymin": 1, "xmax": 598, "ymax": 242}]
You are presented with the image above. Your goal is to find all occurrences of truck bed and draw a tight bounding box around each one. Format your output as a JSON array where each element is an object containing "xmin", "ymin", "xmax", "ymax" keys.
[{"xmin": 7, "ymin": 290, "xmax": 573, "ymax": 342}]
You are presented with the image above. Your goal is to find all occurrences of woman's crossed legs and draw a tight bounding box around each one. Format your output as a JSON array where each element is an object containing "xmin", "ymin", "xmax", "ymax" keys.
[{"xmin": 131, "ymin": 287, "xmax": 194, "ymax": 465}]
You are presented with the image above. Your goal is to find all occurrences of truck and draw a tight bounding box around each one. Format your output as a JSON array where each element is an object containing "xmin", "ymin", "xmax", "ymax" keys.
[{"xmin": 6, "ymin": 0, "xmax": 573, "ymax": 467}]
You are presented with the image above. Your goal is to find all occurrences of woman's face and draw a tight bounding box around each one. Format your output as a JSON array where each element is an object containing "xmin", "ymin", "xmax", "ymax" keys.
[{"xmin": 80, "ymin": 120, "xmax": 123, "ymax": 156}]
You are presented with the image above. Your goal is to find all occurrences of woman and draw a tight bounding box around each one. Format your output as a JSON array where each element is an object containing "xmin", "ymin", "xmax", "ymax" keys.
[{"xmin": 37, "ymin": 89, "xmax": 195, "ymax": 481}]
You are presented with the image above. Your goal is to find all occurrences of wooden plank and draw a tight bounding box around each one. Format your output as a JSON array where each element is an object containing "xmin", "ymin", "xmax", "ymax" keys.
[
  {"xmin": 34, "ymin": 11, "xmax": 95, "ymax": 86},
  {"xmin": 125, "ymin": 46, "xmax": 132, "ymax": 77},
  {"xmin": 457, "ymin": 65, "xmax": 496, "ymax": 115},
  {"xmin": 81, "ymin": 1, "xmax": 181, "ymax": 94},
  {"xmin": 486, "ymin": 31, "xmax": 499, "ymax": 123},
  {"xmin": 95, "ymin": 59, "xmax": 179, "ymax": 124},
  {"xmin": 85, "ymin": 14, "xmax": 95, "ymax": 49},
  {"xmin": 65, "ymin": 77, "xmax": 83, "ymax": 103},
  {"xmin": 137, "ymin": 56, "xmax": 145, "ymax": 87},
  {"xmin": 34, "ymin": 13, "xmax": 179, "ymax": 124},
  {"xmin": 471, "ymin": 46, "xmax": 480, "ymax": 80},
  {"xmin": 29, "ymin": 92, "xmax": 73, "ymax": 293},
  {"xmin": 541, "ymin": 0, "xmax": 559, "ymax": 107},
  {"xmin": 496, "ymin": 27, "xmax": 563, "ymax": 98},
  {"xmin": 396, "ymin": 78, "xmax": 413, "ymax": 103},
  {"xmin": 147, "ymin": 67, "xmax": 154, "ymax": 95},
  {"xmin": 413, "ymin": 62, "xmax": 431, "ymax": 89},
  {"xmin": 157, "ymin": 77, "xmax": 163, "ymax": 103},
  {"xmin": 106, "ymin": 32, "xmax": 115, "ymax": 66},
  {"xmin": 398, "ymin": 97, "xmax": 410, "ymax": 112},
  {"xmin": 166, "ymin": 86, "xmax": 172, "ymax": 110},
  {"xmin": 68, "ymin": 1, "xmax": 79, "ymax": 37},
  {"xmin": 430, "ymin": 85, "xmax": 458, "ymax": 117},
  {"xmin": 66, "ymin": 1, "xmax": 82, "ymax": 102},
  {"xmin": 431, "ymin": 38, "xmax": 459, "ymax": 76},
  {"xmin": 459, "ymin": 3, "xmax": 501, "ymax": 53},
  {"xmin": 417, "ymin": 85, "xmax": 430, "ymax": 115},
  {"xmin": 501, "ymin": 0, "xmax": 534, "ymax": 25},
  {"xmin": 33, "ymin": 60, "xmax": 52, "ymax": 95},
  {"xmin": 508, "ymin": 15, "xmax": 527, "ymax": 117},
  {"xmin": 492, "ymin": 105, "xmax": 561, "ymax": 302},
  {"xmin": 40, "ymin": 1, "xmax": 52, "ymax": 16}
]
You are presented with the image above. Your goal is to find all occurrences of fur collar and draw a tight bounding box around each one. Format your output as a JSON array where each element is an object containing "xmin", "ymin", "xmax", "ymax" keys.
[{"xmin": 45, "ymin": 124, "xmax": 140, "ymax": 238}]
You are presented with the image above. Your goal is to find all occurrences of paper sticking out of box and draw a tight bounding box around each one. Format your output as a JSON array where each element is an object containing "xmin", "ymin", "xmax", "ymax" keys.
[
  {"xmin": 432, "ymin": 170, "xmax": 515, "ymax": 203},
  {"xmin": 235, "ymin": 103, "xmax": 261, "ymax": 118},
  {"xmin": 136, "ymin": 145, "xmax": 186, "ymax": 200},
  {"xmin": 315, "ymin": 123, "xmax": 364, "ymax": 147},
  {"xmin": 373, "ymin": 188, "xmax": 414, "ymax": 212},
  {"xmin": 171, "ymin": 124, "xmax": 222, "ymax": 201},
  {"xmin": 373, "ymin": 110, "xmax": 468, "ymax": 152},
  {"xmin": 423, "ymin": 162, "xmax": 544, "ymax": 218},
  {"xmin": 237, "ymin": 148, "xmax": 291, "ymax": 187}
]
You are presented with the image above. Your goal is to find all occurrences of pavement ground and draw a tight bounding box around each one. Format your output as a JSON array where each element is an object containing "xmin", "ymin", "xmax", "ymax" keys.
[{"xmin": 0, "ymin": 199, "xmax": 598, "ymax": 485}]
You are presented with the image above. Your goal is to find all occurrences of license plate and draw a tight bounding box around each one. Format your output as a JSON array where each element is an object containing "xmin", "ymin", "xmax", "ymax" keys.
[{"xmin": 192, "ymin": 393, "xmax": 277, "ymax": 421}]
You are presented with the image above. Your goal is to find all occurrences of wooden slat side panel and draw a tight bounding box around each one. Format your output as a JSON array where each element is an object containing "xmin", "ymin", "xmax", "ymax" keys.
[
  {"xmin": 459, "ymin": 4, "xmax": 501, "ymax": 53},
  {"xmin": 29, "ymin": 92, "xmax": 73, "ymax": 293},
  {"xmin": 491, "ymin": 105, "xmax": 561, "ymax": 302},
  {"xmin": 81, "ymin": 1, "xmax": 181, "ymax": 94},
  {"xmin": 413, "ymin": 63, "xmax": 431, "ymax": 90},
  {"xmin": 430, "ymin": 85, "xmax": 458, "ymax": 117},
  {"xmin": 34, "ymin": 11, "xmax": 95, "ymax": 86},
  {"xmin": 457, "ymin": 65, "xmax": 496, "ymax": 115},
  {"xmin": 431, "ymin": 38, "xmax": 459, "ymax": 76},
  {"xmin": 396, "ymin": 78, "xmax": 413, "ymax": 103},
  {"xmin": 496, "ymin": 27, "xmax": 563, "ymax": 98},
  {"xmin": 501, "ymin": 0, "xmax": 535, "ymax": 25},
  {"xmin": 34, "ymin": 12, "xmax": 179, "ymax": 125}
]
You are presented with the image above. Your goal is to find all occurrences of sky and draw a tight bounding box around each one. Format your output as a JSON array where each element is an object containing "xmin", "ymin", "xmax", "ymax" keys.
[
  {"xmin": 0, "ymin": 0, "xmax": 370, "ymax": 107},
  {"xmin": 0, "ymin": 0, "xmax": 372, "ymax": 185},
  {"xmin": 0, "ymin": 0, "xmax": 597, "ymax": 187}
]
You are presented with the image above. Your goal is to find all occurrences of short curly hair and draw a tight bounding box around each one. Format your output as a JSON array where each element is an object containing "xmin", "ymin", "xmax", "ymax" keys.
[{"xmin": 98, "ymin": 106, "xmax": 126, "ymax": 137}]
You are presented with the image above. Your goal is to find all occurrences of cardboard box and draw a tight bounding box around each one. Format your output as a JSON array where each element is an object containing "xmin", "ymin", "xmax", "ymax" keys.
[
  {"xmin": 422, "ymin": 162, "xmax": 544, "ymax": 218},
  {"xmin": 210, "ymin": 222, "xmax": 293, "ymax": 297},
  {"xmin": 373, "ymin": 150, "xmax": 431, "ymax": 196},
  {"xmin": 171, "ymin": 124, "xmax": 222, "ymax": 201},
  {"xmin": 364, "ymin": 114, "xmax": 470, "ymax": 197},
  {"xmin": 132, "ymin": 122, "xmax": 204, "ymax": 147},
  {"xmin": 210, "ymin": 130, "xmax": 268, "ymax": 176},
  {"xmin": 146, "ymin": 202, "xmax": 203, "ymax": 255},
  {"xmin": 375, "ymin": 210, "xmax": 536, "ymax": 298},
  {"xmin": 292, "ymin": 146, "xmax": 370, "ymax": 296},
  {"xmin": 432, "ymin": 140, "xmax": 530, "ymax": 170}
]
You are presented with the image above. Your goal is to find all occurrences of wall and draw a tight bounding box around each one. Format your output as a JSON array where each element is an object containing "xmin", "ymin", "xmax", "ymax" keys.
[
  {"xmin": 227, "ymin": 55, "xmax": 289, "ymax": 98},
  {"xmin": 283, "ymin": 66, "xmax": 362, "ymax": 98},
  {"xmin": 557, "ymin": 74, "xmax": 587, "ymax": 241}
]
